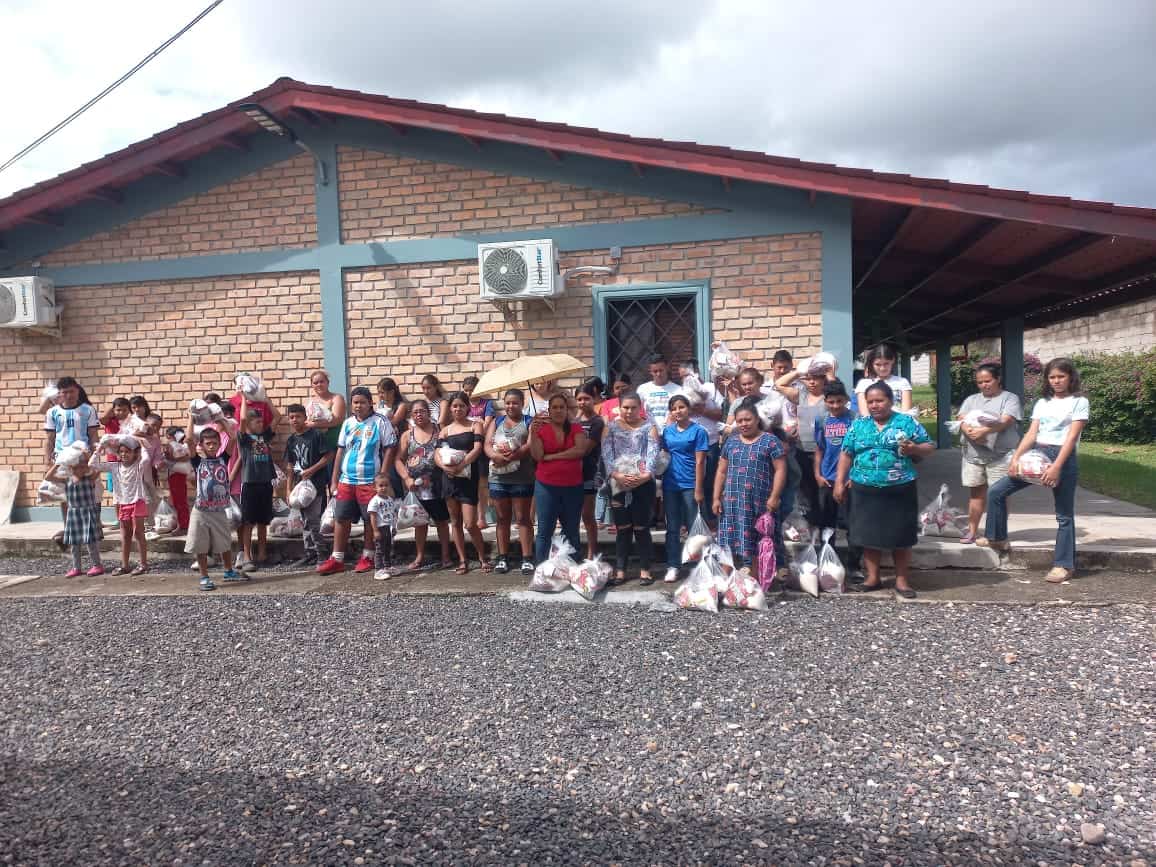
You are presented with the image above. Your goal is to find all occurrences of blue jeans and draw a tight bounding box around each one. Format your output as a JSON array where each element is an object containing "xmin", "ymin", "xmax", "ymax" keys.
[
  {"xmin": 664, "ymin": 487, "xmax": 700, "ymax": 568},
  {"xmin": 702, "ymin": 443, "xmax": 721, "ymax": 521},
  {"xmin": 985, "ymin": 445, "xmax": 1077, "ymax": 569},
  {"xmin": 594, "ymin": 489, "xmax": 609, "ymax": 524},
  {"xmin": 534, "ymin": 480, "xmax": 584, "ymax": 564}
]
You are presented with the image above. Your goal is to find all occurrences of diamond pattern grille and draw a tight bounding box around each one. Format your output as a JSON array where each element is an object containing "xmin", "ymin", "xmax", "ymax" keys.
[{"xmin": 605, "ymin": 295, "xmax": 697, "ymax": 385}]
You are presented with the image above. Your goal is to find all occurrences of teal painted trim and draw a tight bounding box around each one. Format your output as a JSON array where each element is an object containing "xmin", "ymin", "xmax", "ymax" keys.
[
  {"xmin": 12, "ymin": 505, "xmax": 117, "ymax": 523},
  {"xmin": 819, "ymin": 200, "xmax": 854, "ymax": 377},
  {"xmin": 312, "ymin": 140, "xmax": 349, "ymax": 394},
  {"xmin": 0, "ymin": 137, "xmax": 302, "ymax": 271},
  {"xmin": 590, "ymin": 280, "xmax": 711, "ymax": 383},
  {"xmin": 1000, "ymin": 317, "xmax": 1025, "ymax": 401},
  {"xmin": 26, "ymin": 248, "xmax": 319, "ymax": 287},
  {"xmin": 935, "ymin": 341, "xmax": 953, "ymax": 449}
]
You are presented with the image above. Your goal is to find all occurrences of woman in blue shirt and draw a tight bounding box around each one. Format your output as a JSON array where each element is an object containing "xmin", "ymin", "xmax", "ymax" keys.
[
  {"xmin": 660, "ymin": 395, "xmax": 709, "ymax": 583},
  {"xmin": 834, "ymin": 381, "xmax": 935, "ymax": 597}
]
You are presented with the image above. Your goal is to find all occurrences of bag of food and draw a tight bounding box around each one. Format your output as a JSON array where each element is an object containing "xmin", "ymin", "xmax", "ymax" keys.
[
  {"xmin": 754, "ymin": 511, "xmax": 777, "ymax": 590},
  {"xmin": 818, "ymin": 527, "xmax": 845, "ymax": 594},
  {"xmin": 703, "ymin": 543, "xmax": 735, "ymax": 592},
  {"xmin": 570, "ymin": 554, "xmax": 612, "ymax": 600},
  {"xmin": 782, "ymin": 508, "xmax": 809, "ymax": 543},
  {"xmin": 37, "ymin": 479, "xmax": 66, "ymax": 504},
  {"xmin": 488, "ymin": 428, "xmax": 521, "ymax": 476},
  {"xmin": 41, "ymin": 382, "xmax": 60, "ymax": 404},
  {"xmin": 438, "ymin": 444, "xmax": 466, "ymax": 467},
  {"xmin": 154, "ymin": 498, "xmax": 178, "ymax": 534},
  {"xmin": 609, "ymin": 453, "xmax": 646, "ymax": 495},
  {"xmin": 681, "ymin": 511, "xmax": 713, "ymax": 564},
  {"xmin": 807, "ymin": 352, "xmax": 837, "ymax": 377},
  {"xmin": 225, "ymin": 498, "xmax": 243, "ymax": 530},
  {"xmin": 790, "ymin": 537, "xmax": 820, "ymax": 598},
  {"xmin": 288, "ymin": 479, "xmax": 317, "ymax": 509},
  {"xmin": 530, "ymin": 534, "xmax": 577, "ymax": 593},
  {"xmin": 679, "ymin": 371, "xmax": 708, "ymax": 404},
  {"xmin": 188, "ymin": 398, "xmax": 213, "ymax": 425},
  {"xmin": 962, "ymin": 409, "xmax": 1001, "ymax": 449},
  {"xmin": 756, "ymin": 392, "xmax": 784, "ymax": 428},
  {"xmin": 652, "ymin": 449, "xmax": 671, "ymax": 479},
  {"xmin": 320, "ymin": 497, "xmax": 337, "ymax": 536},
  {"xmin": 708, "ymin": 340, "xmax": 742, "ymax": 380},
  {"xmin": 1016, "ymin": 449, "xmax": 1053, "ymax": 485},
  {"xmin": 268, "ymin": 516, "xmax": 290, "ymax": 537},
  {"xmin": 675, "ymin": 557, "xmax": 720, "ymax": 613},
  {"xmin": 273, "ymin": 465, "xmax": 286, "ymax": 489},
  {"xmin": 234, "ymin": 372, "xmax": 267, "ymax": 401},
  {"xmin": 919, "ymin": 483, "xmax": 967, "ymax": 537},
  {"xmin": 722, "ymin": 566, "xmax": 769, "ymax": 611},
  {"xmin": 394, "ymin": 491, "xmax": 429, "ymax": 531},
  {"xmin": 285, "ymin": 507, "xmax": 304, "ymax": 537},
  {"xmin": 56, "ymin": 442, "xmax": 90, "ymax": 468}
]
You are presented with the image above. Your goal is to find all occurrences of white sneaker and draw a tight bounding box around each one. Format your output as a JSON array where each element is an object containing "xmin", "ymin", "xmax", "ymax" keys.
[
  {"xmin": 663, "ymin": 567, "xmax": 679, "ymax": 583},
  {"xmin": 373, "ymin": 568, "xmax": 392, "ymax": 581}
]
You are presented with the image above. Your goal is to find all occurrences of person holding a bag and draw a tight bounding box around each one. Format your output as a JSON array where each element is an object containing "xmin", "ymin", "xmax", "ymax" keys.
[
  {"xmin": 284, "ymin": 403, "xmax": 334, "ymax": 568},
  {"xmin": 660, "ymin": 395, "xmax": 709, "ymax": 583},
  {"xmin": 484, "ymin": 389, "xmax": 536, "ymax": 575},
  {"xmin": 979, "ymin": 358, "xmax": 1088, "ymax": 583},
  {"xmin": 394, "ymin": 399, "xmax": 452, "ymax": 571},
  {"xmin": 834, "ymin": 381, "xmax": 935, "ymax": 598},
  {"xmin": 957, "ymin": 363, "xmax": 1022, "ymax": 544},
  {"xmin": 575, "ymin": 382, "xmax": 606, "ymax": 561},
  {"xmin": 529, "ymin": 393, "xmax": 588, "ymax": 566},
  {"xmin": 601, "ymin": 392, "xmax": 660, "ymax": 585},
  {"xmin": 435, "ymin": 392, "xmax": 491, "ymax": 574}
]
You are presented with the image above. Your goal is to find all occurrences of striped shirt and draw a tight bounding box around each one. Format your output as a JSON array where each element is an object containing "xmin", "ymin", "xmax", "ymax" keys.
[{"xmin": 337, "ymin": 414, "xmax": 398, "ymax": 485}]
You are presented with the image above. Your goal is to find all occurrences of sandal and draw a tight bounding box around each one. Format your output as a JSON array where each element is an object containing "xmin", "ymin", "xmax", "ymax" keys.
[
  {"xmin": 455, "ymin": 563, "xmax": 470, "ymax": 575},
  {"xmin": 1045, "ymin": 566, "xmax": 1073, "ymax": 583},
  {"xmin": 975, "ymin": 537, "xmax": 1010, "ymax": 552},
  {"xmin": 130, "ymin": 565, "xmax": 149, "ymax": 576},
  {"xmin": 406, "ymin": 559, "xmax": 425, "ymax": 573},
  {"xmin": 480, "ymin": 560, "xmax": 495, "ymax": 574},
  {"xmin": 110, "ymin": 566, "xmax": 129, "ymax": 576}
]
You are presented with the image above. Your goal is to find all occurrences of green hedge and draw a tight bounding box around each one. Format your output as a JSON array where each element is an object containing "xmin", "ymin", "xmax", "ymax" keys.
[{"xmin": 950, "ymin": 349, "xmax": 1156, "ymax": 444}]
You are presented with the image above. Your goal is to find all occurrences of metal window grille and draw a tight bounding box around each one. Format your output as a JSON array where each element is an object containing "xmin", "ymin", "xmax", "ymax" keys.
[{"xmin": 605, "ymin": 294, "xmax": 698, "ymax": 385}]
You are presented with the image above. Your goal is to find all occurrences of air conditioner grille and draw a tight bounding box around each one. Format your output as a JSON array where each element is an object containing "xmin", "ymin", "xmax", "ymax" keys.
[
  {"xmin": 0, "ymin": 287, "xmax": 17, "ymax": 325},
  {"xmin": 482, "ymin": 247, "xmax": 529, "ymax": 295}
]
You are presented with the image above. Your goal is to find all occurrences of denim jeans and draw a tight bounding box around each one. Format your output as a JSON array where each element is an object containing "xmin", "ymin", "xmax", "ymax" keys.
[
  {"xmin": 985, "ymin": 444, "xmax": 1078, "ymax": 569},
  {"xmin": 594, "ymin": 489, "xmax": 609, "ymax": 524},
  {"xmin": 534, "ymin": 480, "xmax": 584, "ymax": 564},
  {"xmin": 663, "ymin": 487, "xmax": 700, "ymax": 568}
]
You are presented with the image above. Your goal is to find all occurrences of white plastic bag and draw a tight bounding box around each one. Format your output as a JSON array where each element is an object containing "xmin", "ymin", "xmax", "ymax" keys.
[
  {"xmin": 962, "ymin": 409, "xmax": 1001, "ymax": 449},
  {"xmin": 680, "ymin": 511, "xmax": 713, "ymax": 564},
  {"xmin": 154, "ymin": 499, "xmax": 178, "ymax": 534},
  {"xmin": 790, "ymin": 538, "xmax": 820, "ymax": 598},
  {"xmin": 818, "ymin": 527, "xmax": 845, "ymax": 594},
  {"xmin": 675, "ymin": 558, "xmax": 720, "ymax": 613},
  {"xmin": 919, "ymin": 483, "xmax": 967, "ymax": 537},
  {"xmin": 288, "ymin": 479, "xmax": 317, "ymax": 509},
  {"xmin": 570, "ymin": 555, "xmax": 612, "ymax": 600},
  {"xmin": 807, "ymin": 352, "xmax": 837, "ymax": 377},
  {"xmin": 225, "ymin": 498, "xmax": 243, "ymax": 530},
  {"xmin": 285, "ymin": 507, "xmax": 304, "ymax": 537},
  {"xmin": 268, "ymin": 516, "xmax": 290, "ymax": 537},
  {"xmin": 320, "ymin": 498, "xmax": 337, "ymax": 535},
  {"xmin": 189, "ymin": 398, "xmax": 213, "ymax": 425},
  {"xmin": 652, "ymin": 449, "xmax": 671, "ymax": 479},
  {"xmin": 1016, "ymin": 449, "xmax": 1053, "ymax": 485},
  {"xmin": 272, "ymin": 497, "xmax": 290, "ymax": 517},
  {"xmin": 530, "ymin": 534, "xmax": 577, "ymax": 592},
  {"xmin": 37, "ymin": 480, "xmax": 65, "ymax": 503},
  {"xmin": 394, "ymin": 491, "xmax": 429, "ymax": 531},
  {"xmin": 756, "ymin": 392, "xmax": 784, "ymax": 428},
  {"xmin": 489, "ymin": 428, "xmax": 521, "ymax": 476},
  {"xmin": 680, "ymin": 371, "xmax": 708, "ymax": 404},
  {"xmin": 609, "ymin": 453, "xmax": 646, "ymax": 495},
  {"xmin": 722, "ymin": 566, "xmax": 768, "ymax": 611},
  {"xmin": 56, "ymin": 442, "xmax": 90, "ymax": 468},
  {"xmin": 783, "ymin": 508, "xmax": 809, "ymax": 543},
  {"xmin": 234, "ymin": 373, "xmax": 267, "ymax": 401},
  {"xmin": 41, "ymin": 382, "xmax": 60, "ymax": 403},
  {"xmin": 437, "ymin": 444, "xmax": 466, "ymax": 467},
  {"xmin": 273, "ymin": 465, "xmax": 286, "ymax": 489},
  {"xmin": 708, "ymin": 341, "xmax": 742, "ymax": 380}
]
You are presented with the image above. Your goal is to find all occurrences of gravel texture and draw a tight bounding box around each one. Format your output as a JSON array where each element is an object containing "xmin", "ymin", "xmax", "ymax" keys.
[
  {"xmin": 0, "ymin": 554, "xmax": 317, "ymax": 578},
  {"xmin": 1, "ymin": 596, "xmax": 1153, "ymax": 865}
]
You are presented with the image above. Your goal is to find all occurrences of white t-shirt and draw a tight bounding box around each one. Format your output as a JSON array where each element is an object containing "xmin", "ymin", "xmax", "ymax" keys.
[
  {"xmin": 1032, "ymin": 396, "xmax": 1090, "ymax": 447},
  {"xmin": 635, "ymin": 381, "xmax": 685, "ymax": 428},
  {"xmin": 366, "ymin": 494, "xmax": 399, "ymax": 528},
  {"xmin": 690, "ymin": 383, "xmax": 724, "ymax": 446},
  {"xmin": 855, "ymin": 375, "xmax": 913, "ymax": 410}
]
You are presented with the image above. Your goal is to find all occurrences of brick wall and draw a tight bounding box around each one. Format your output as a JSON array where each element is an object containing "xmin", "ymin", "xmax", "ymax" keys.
[
  {"xmin": 1026, "ymin": 298, "xmax": 1156, "ymax": 360},
  {"xmin": 0, "ymin": 272, "xmax": 322, "ymax": 508},
  {"xmin": 337, "ymin": 148, "xmax": 717, "ymax": 243},
  {"xmin": 345, "ymin": 232, "xmax": 821, "ymax": 394},
  {"xmin": 40, "ymin": 155, "xmax": 317, "ymax": 266}
]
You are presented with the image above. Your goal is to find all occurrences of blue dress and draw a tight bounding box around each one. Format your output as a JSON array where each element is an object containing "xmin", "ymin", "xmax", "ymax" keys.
[{"xmin": 718, "ymin": 432, "xmax": 784, "ymax": 562}]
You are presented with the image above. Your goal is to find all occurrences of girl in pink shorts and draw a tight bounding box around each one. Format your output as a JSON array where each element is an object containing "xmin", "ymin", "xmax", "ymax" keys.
[{"xmin": 91, "ymin": 435, "xmax": 151, "ymax": 575}]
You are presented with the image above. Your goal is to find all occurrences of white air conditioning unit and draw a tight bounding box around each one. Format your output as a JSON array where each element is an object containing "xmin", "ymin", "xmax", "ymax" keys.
[
  {"xmin": 0, "ymin": 277, "xmax": 57, "ymax": 329},
  {"xmin": 478, "ymin": 239, "xmax": 560, "ymax": 300}
]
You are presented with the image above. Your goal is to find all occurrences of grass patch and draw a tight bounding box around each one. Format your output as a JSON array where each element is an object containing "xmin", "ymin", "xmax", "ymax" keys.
[{"xmin": 901, "ymin": 392, "xmax": 1155, "ymax": 509}]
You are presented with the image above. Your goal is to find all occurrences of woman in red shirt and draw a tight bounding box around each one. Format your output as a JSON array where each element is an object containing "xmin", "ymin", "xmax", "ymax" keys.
[{"xmin": 529, "ymin": 393, "xmax": 588, "ymax": 563}]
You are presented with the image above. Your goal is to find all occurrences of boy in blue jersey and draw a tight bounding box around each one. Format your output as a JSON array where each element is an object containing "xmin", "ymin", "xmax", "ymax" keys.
[
  {"xmin": 43, "ymin": 377, "xmax": 101, "ymax": 539},
  {"xmin": 318, "ymin": 387, "xmax": 397, "ymax": 575},
  {"xmin": 812, "ymin": 379, "xmax": 863, "ymax": 580}
]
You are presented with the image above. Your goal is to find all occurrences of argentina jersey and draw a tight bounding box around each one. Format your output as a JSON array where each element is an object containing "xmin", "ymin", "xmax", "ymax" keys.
[{"xmin": 338, "ymin": 415, "xmax": 397, "ymax": 485}]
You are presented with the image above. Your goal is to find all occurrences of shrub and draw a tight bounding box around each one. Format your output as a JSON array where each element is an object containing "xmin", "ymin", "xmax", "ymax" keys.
[
  {"xmin": 1069, "ymin": 349, "xmax": 1156, "ymax": 444},
  {"xmin": 949, "ymin": 351, "xmax": 1043, "ymax": 409}
]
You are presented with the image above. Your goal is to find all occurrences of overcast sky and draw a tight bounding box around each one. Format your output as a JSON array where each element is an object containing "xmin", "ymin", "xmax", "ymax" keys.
[{"xmin": 3, "ymin": 0, "xmax": 1155, "ymax": 206}]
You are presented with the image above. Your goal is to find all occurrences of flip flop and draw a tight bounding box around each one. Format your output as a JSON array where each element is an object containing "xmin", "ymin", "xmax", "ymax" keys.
[{"xmin": 130, "ymin": 565, "xmax": 149, "ymax": 576}]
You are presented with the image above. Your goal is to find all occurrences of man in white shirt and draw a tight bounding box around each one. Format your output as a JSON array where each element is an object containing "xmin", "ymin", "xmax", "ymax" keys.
[
  {"xmin": 689, "ymin": 374, "xmax": 725, "ymax": 523},
  {"xmin": 635, "ymin": 356, "xmax": 684, "ymax": 427}
]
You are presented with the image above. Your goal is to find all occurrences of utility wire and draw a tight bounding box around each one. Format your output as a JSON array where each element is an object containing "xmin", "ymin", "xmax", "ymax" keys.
[{"xmin": 0, "ymin": 0, "xmax": 226, "ymax": 177}]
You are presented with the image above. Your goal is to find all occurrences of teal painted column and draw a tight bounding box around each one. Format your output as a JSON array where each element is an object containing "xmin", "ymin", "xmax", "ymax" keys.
[
  {"xmin": 1001, "ymin": 317, "xmax": 1025, "ymax": 401},
  {"xmin": 820, "ymin": 201, "xmax": 854, "ymax": 379},
  {"xmin": 311, "ymin": 140, "xmax": 348, "ymax": 395},
  {"xmin": 935, "ymin": 340, "xmax": 952, "ymax": 448}
]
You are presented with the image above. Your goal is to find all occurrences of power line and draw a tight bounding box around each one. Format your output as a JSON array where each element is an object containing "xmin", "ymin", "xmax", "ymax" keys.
[{"xmin": 0, "ymin": 0, "xmax": 226, "ymax": 177}]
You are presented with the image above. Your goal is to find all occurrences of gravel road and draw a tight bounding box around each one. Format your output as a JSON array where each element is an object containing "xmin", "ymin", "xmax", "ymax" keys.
[{"xmin": 1, "ymin": 596, "xmax": 1153, "ymax": 865}]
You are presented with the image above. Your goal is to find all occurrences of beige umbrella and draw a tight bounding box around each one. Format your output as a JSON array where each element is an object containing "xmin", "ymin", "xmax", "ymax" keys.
[{"xmin": 473, "ymin": 353, "xmax": 590, "ymax": 412}]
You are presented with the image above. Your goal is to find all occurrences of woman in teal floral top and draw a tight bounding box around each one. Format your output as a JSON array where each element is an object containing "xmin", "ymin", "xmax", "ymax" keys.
[{"xmin": 835, "ymin": 382, "xmax": 935, "ymax": 597}]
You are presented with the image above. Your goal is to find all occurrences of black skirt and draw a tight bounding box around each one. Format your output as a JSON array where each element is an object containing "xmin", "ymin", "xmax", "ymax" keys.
[{"xmin": 849, "ymin": 481, "xmax": 919, "ymax": 550}]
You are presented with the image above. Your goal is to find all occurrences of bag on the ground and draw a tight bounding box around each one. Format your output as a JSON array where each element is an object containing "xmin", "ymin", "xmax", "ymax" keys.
[
  {"xmin": 319, "ymin": 497, "xmax": 337, "ymax": 535},
  {"xmin": 722, "ymin": 566, "xmax": 769, "ymax": 611},
  {"xmin": 782, "ymin": 507, "xmax": 809, "ymax": 543},
  {"xmin": 919, "ymin": 482, "xmax": 967, "ymax": 537},
  {"xmin": 708, "ymin": 340, "xmax": 742, "ymax": 380},
  {"xmin": 706, "ymin": 543, "xmax": 735, "ymax": 593},
  {"xmin": 37, "ymin": 479, "xmax": 66, "ymax": 504},
  {"xmin": 570, "ymin": 554, "xmax": 612, "ymax": 600},
  {"xmin": 818, "ymin": 527, "xmax": 845, "ymax": 594},
  {"xmin": 272, "ymin": 497, "xmax": 290, "ymax": 517},
  {"xmin": 676, "ymin": 554, "xmax": 722, "ymax": 613},
  {"xmin": 962, "ymin": 410, "xmax": 1001, "ymax": 449},
  {"xmin": 225, "ymin": 498, "xmax": 243, "ymax": 530},
  {"xmin": 288, "ymin": 479, "xmax": 317, "ymax": 509},
  {"xmin": 530, "ymin": 534, "xmax": 577, "ymax": 592},
  {"xmin": 395, "ymin": 491, "xmax": 429, "ymax": 531},
  {"xmin": 681, "ymin": 511, "xmax": 713, "ymax": 564},
  {"xmin": 790, "ymin": 537, "xmax": 820, "ymax": 598},
  {"xmin": 154, "ymin": 499, "xmax": 178, "ymax": 534},
  {"xmin": 754, "ymin": 511, "xmax": 777, "ymax": 590},
  {"xmin": 1016, "ymin": 449, "xmax": 1053, "ymax": 485},
  {"xmin": 268, "ymin": 516, "xmax": 289, "ymax": 537}
]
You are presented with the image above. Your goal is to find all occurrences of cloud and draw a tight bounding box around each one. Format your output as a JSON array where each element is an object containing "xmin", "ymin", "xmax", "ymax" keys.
[{"xmin": 2, "ymin": 0, "xmax": 1155, "ymax": 208}]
